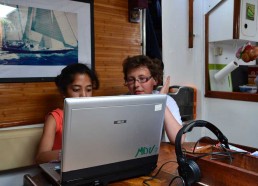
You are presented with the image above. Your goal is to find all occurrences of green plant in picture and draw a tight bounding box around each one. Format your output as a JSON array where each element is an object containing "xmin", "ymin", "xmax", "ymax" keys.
[{"xmin": 246, "ymin": 3, "xmax": 255, "ymax": 21}]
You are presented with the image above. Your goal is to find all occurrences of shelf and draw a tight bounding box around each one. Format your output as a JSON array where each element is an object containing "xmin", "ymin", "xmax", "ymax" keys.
[{"xmin": 205, "ymin": 91, "xmax": 258, "ymax": 102}]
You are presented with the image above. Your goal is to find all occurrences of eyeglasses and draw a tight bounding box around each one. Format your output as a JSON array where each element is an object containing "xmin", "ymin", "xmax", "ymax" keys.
[{"xmin": 125, "ymin": 76, "xmax": 152, "ymax": 85}]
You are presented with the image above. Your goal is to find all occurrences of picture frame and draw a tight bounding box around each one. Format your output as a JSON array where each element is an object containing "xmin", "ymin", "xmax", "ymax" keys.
[{"xmin": 0, "ymin": 0, "xmax": 94, "ymax": 82}]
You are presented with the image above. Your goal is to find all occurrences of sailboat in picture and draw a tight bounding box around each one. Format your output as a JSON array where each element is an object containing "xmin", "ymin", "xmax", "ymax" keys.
[{"xmin": 2, "ymin": 5, "xmax": 78, "ymax": 54}]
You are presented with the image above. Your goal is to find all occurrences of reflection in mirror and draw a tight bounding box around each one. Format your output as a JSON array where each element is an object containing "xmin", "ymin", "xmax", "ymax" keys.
[{"xmin": 205, "ymin": 0, "xmax": 258, "ymax": 102}]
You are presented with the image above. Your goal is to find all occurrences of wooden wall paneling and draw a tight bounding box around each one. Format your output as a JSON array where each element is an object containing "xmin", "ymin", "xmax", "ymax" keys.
[
  {"xmin": 94, "ymin": 0, "xmax": 142, "ymax": 96},
  {"xmin": 0, "ymin": 0, "xmax": 141, "ymax": 127},
  {"xmin": 0, "ymin": 82, "xmax": 63, "ymax": 128}
]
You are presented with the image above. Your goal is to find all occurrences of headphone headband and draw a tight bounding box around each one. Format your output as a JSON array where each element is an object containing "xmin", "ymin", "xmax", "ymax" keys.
[
  {"xmin": 175, "ymin": 120, "xmax": 229, "ymax": 158},
  {"xmin": 175, "ymin": 120, "xmax": 229, "ymax": 186}
]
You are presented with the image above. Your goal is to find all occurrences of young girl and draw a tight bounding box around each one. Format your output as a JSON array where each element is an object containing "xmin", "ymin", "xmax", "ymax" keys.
[
  {"xmin": 122, "ymin": 55, "xmax": 184, "ymax": 144},
  {"xmin": 36, "ymin": 63, "xmax": 99, "ymax": 163}
]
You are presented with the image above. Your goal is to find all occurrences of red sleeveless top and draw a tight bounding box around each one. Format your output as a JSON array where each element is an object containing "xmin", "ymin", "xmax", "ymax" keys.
[{"xmin": 49, "ymin": 108, "xmax": 63, "ymax": 150}]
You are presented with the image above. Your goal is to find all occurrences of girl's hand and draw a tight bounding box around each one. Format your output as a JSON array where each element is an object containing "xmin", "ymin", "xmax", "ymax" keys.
[{"xmin": 160, "ymin": 76, "xmax": 170, "ymax": 94}]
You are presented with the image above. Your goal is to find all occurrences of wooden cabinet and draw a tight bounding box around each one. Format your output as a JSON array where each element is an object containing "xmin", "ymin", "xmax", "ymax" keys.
[{"xmin": 209, "ymin": 0, "xmax": 258, "ymax": 42}]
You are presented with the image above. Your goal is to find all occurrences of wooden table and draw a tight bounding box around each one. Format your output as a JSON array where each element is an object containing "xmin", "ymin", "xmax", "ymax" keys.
[{"xmin": 20, "ymin": 142, "xmax": 258, "ymax": 186}]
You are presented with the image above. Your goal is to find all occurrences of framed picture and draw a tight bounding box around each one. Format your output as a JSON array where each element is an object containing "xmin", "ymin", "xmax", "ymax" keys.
[{"xmin": 0, "ymin": 0, "xmax": 94, "ymax": 82}]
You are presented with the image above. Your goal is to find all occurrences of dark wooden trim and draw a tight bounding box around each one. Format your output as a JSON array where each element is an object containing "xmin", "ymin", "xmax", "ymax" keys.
[
  {"xmin": 0, "ymin": 119, "xmax": 43, "ymax": 128},
  {"xmin": 233, "ymin": 0, "xmax": 241, "ymax": 39},
  {"xmin": 205, "ymin": 91, "xmax": 258, "ymax": 102},
  {"xmin": 205, "ymin": 0, "xmax": 226, "ymax": 15},
  {"xmin": 205, "ymin": 14, "xmax": 209, "ymax": 94},
  {"xmin": 188, "ymin": 0, "xmax": 194, "ymax": 48}
]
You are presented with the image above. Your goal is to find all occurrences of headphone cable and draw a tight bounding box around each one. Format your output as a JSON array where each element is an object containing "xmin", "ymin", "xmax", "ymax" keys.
[
  {"xmin": 142, "ymin": 160, "xmax": 177, "ymax": 186},
  {"xmin": 169, "ymin": 175, "xmax": 185, "ymax": 186},
  {"xmin": 192, "ymin": 136, "xmax": 218, "ymax": 153},
  {"xmin": 184, "ymin": 149, "xmax": 248, "ymax": 163}
]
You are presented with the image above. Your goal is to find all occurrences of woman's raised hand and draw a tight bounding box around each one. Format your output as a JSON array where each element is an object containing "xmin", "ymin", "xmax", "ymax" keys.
[{"xmin": 160, "ymin": 76, "xmax": 170, "ymax": 94}]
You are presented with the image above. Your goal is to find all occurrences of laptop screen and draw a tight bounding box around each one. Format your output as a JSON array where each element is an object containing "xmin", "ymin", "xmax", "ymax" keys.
[{"xmin": 61, "ymin": 94, "xmax": 167, "ymax": 185}]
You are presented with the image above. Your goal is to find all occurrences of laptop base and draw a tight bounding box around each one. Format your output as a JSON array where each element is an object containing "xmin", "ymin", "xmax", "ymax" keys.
[
  {"xmin": 41, "ymin": 155, "xmax": 158, "ymax": 186},
  {"xmin": 62, "ymin": 155, "xmax": 158, "ymax": 186}
]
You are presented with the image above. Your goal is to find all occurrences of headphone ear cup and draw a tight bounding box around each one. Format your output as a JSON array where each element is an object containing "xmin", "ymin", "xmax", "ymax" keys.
[{"xmin": 178, "ymin": 159, "xmax": 201, "ymax": 185}]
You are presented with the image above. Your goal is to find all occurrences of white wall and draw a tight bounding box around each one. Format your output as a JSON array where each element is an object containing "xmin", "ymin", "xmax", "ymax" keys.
[{"xmin": 162, "ymin": 0, "xmax": 258, "ymax": 148}]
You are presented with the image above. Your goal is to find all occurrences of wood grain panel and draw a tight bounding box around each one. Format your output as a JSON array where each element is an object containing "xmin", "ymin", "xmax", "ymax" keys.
[{"xmin": 0, "ymin": 0, "xmax": 141, "ymax": 127}]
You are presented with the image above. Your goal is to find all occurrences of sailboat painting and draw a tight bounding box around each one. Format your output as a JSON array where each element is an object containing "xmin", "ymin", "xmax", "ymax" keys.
[
  {"xmin": 0, "ymin": 0, "xmax": 93, "ymax": 82},
  {"xmin": 0, "ymin": 5, "xmax": 78, "ymax": 65}
]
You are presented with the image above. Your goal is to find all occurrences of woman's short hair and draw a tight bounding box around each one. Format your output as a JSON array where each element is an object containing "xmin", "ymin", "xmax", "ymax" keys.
[{"xmin": 122, "ymin": 55, "xmax": 164, "ymax": 85}]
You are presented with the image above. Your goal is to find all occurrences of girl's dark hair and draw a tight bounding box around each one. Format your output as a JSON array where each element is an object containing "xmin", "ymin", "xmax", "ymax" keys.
[
  {"xmin": 55, "ymin": 63, "xmax": 99, "ymax": 94},
  {"xmin": 122, "ymin": 55, "xmax": 164, "ymax": 85}
]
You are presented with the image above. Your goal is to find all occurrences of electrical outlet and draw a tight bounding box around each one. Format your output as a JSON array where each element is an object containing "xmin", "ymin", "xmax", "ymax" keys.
[{"xmin": 213, "ymin": 47, "xmax": 223, "ymax": 56}]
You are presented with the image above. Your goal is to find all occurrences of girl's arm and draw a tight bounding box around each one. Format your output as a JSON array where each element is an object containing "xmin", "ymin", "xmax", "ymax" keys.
[{"xmin": 35, "ymin": 115, "xmax": 60, "ymax": 164}]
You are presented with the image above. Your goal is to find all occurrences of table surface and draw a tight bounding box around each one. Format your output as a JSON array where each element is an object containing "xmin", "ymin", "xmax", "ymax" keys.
[{"xmin": 0, "ymin": 142, "xmax": 183, "ymax": 186}]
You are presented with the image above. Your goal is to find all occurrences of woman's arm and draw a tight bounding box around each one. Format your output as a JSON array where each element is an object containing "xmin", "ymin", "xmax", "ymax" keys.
[
  {"xmin": 164, "ymin": 106, "xmax": 185, "ymax": 144},
  {"xmin": 35, "ymin": 115, "xmax": 60, "ymax": 164},
  {"xmin": 160, "ymin": 76, "xmax": 185, "ymax": 144}
]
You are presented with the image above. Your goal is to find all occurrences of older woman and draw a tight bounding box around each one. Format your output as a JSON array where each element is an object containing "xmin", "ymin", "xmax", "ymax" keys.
[{"xmin": 122, "ymin": 55, "xmax": 184, "ymax": 144}]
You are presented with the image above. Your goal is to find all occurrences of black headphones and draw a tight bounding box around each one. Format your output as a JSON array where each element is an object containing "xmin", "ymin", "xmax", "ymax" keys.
[{"xmin": 175, "ymin": 120, "xmax": 229, "ymax": 186}]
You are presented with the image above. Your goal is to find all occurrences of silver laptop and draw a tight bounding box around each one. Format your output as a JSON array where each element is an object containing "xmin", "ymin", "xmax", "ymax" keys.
[{"xmin": 40, "ymin": 94, "xmax": 167, "ymax": 185}]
